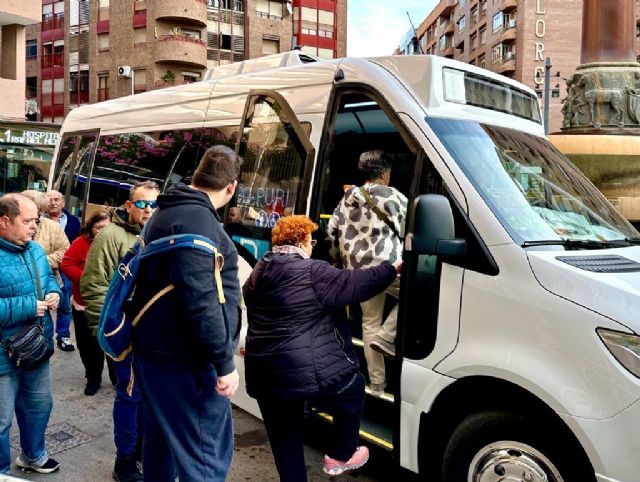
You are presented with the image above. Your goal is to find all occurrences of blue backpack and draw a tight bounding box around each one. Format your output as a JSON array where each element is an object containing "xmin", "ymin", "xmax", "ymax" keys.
[{"xmin": 97, "ymin": 233, "xmax": 225, "ymax": 361}]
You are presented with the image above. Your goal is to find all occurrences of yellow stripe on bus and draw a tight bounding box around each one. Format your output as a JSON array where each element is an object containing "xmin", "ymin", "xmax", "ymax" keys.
[{"xmin": 315, "ymin": 412, "xmax": 394, "ymax": 451}]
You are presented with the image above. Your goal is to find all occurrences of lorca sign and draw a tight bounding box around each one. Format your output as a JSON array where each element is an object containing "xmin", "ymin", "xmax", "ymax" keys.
[{"xmin": 1, "ymin": 128, "xmax": 60, "ymax": 146}]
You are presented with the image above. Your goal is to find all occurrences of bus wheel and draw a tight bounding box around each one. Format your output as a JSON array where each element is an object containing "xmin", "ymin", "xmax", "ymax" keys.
[{"xmin": 442, "ymin": 411, "xmax": 590, "ymax": 482}]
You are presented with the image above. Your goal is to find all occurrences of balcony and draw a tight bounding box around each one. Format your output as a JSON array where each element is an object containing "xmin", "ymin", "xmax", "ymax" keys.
[
  {"xmin": 156, "ymin": 0, "xmax": 207, "ymax": 27},
  {"xmin": 442, "ymin": 21, "xmax": 455, "ymax": 35},
  {"xmin": 500, "ymin": 23, "xmax": 517, "ymax": 42},
  {"xmin": 154, "ymin": 35, "xmax": 207, "ymax": 69},
  {"xmin": 441, "ymin": 44, "xmax": 454, "ymax": 57},
  {"xmin": 502, "ymin": 0, "xmax": 518, "ymax": 11},
  {"xmin": 440, "ymin": 0, "xmax": 457, "ymax": 16},
  {"xmin": 499, "ymin": 54, "xmax": 516, "ymax": 73}
]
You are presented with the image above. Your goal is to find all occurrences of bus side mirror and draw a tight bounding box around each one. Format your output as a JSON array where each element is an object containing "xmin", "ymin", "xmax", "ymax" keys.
[{"xmin": 407, "ymin": 194, "xmax": 466, "ymax": 258}]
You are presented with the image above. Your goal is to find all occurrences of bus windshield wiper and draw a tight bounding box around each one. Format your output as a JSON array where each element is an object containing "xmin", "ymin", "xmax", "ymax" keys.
[{"xmin": 521, "ymin": 239, "xmax": 631, "ymax": 249}]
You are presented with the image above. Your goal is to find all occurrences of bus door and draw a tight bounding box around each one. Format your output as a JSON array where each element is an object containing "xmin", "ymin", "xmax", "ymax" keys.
[
  {"xmin": 310, "ymin": 87, "xmax": 471, "ymax": 456},
  {"xmin": 229, "ymin": 90, "xmax": 315, "ymax": 265},
  {"xmin": 52, "ymin": 130, "xmax": 99, "ymax": 223}
]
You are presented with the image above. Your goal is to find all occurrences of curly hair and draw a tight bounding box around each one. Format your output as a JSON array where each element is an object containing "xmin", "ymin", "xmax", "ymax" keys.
[{"xmin": 271, "ymin": 215, "xmax": 317, "ymax": 247}]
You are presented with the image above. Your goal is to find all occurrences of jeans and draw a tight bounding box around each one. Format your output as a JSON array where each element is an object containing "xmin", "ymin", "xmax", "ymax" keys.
[
  {"xmin": 112, "ymin": 355, "xmax": 142, "ymax": 457},
  {"xmin": 134, "ymin": 355, "xmax": 234, "ymax": 482},
  {"xmin": 0, "ymin": 361, "xmax": 53, "ymax": 474},
  {"xmin": 55, "ymin": 273, "xmax": 73, "ymax": 341},
  {"xmin": 257, "ymin": 371, "xmax": 365, "ymax": 482}
]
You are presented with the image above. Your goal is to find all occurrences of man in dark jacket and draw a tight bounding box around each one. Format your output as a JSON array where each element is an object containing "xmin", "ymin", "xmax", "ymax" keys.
[{"xmin": 131, "ymin": 145, "xmax": 242, "ymax": 482}]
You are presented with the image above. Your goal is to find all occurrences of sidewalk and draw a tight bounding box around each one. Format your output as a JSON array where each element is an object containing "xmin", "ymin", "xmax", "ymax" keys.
[{"xmin": 6, "ymin": 343, "xmax": 385, "ymax": 481}]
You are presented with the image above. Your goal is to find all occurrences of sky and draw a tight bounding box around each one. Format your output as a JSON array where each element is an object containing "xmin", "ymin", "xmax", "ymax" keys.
[{"xmin": 347, "ymin": 0, "xmax": 439, "ymax": 57}]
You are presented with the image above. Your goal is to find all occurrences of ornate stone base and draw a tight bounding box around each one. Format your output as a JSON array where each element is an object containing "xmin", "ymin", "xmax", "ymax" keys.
[{"xmin": 560, "ymin": 62, "xmax": 640, "ymax": 130}]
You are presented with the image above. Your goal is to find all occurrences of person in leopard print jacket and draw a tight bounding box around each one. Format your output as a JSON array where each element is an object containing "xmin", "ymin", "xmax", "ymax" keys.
[{"xmin": 326, "ymin": 150, "xmax": 407, "ymax": 395}]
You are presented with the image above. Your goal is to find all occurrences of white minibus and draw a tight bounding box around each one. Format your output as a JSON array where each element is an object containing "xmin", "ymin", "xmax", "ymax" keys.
[{"xmin": 50, "ymin": 53, "xmax": 640, "ymax": 482}]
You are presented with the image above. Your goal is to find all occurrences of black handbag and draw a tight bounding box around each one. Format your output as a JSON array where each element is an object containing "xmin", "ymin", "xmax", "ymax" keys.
[{"xmin": 0, "ymin": 257, "xmax": 54, "ymax": 369}]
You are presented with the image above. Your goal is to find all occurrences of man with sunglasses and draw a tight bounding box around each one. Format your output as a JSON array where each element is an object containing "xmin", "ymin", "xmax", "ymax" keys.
[{"xmin": 81, "ymin": 181, "xmax": 159, "ymax": 482}]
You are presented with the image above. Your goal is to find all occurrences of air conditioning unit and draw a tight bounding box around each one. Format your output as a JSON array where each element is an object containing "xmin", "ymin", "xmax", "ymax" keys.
[
  {"xmin": 508, "ymin": 19, "xmax": 516, "ymax": 28},
  {"xmin": 117, "ymin": 65, "xmax": 132, "ymax": 78}
]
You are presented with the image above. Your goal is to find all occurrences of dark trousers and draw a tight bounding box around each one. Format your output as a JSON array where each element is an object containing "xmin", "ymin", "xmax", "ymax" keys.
[
  {"xmin": 257, "ymin": 371, "xmax": 365, "ymax": 482},
  {"xmin": 73, "ymin": 307, "xmax": 106, "ymax": 385},
  {"xmin": 113, "ymin": 355, "xmax": 143, "ymax": 457},
  {"xmin": 134, "ymin": 355, "xmax": 234, "ymax": 482}
]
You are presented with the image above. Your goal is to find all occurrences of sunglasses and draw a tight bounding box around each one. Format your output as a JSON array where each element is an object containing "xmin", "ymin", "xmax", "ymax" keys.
[
  {"xmin": 310, "ymin": 239, "xmax": 317, "ymax": 247},
  {"xmin": 131, "ymin": 200, "xmax": 157, "ymax": 209}
]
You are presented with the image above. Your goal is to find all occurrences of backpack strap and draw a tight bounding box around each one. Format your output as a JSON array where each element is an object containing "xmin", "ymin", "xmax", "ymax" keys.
[
  {"xmin": 359, "ymin": 186, "xmax": 402, "ymax": 240},
  {"xmin": 140, "ymin": 234, "xmax": 226, "ymax": 304}
]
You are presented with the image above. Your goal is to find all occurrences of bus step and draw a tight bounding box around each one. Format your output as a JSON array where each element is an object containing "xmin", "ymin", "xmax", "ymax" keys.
[
  {"xmin": 314, "ymin": 411, "xmax": 393, "ymax": 451},
  {"xmin": 364, "ymin": 385, "xmax": 394, "ymax": 403}
]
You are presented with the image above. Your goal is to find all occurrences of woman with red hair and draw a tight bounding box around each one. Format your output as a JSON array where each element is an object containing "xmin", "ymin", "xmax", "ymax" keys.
[{"xmin": 243, "ymin": 215, "xmax": 398, "ymax": 481}]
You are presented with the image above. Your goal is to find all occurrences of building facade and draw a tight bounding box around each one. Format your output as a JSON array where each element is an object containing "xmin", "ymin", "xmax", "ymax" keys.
[
  {"xmin": 0, "ymin": 0, "xmax": 41, "ymax": 119},
  {"xmin": 399, "ymin": 0, "xmax": 640, "ymax": 134},
  {"xmin": 25, "ymin": 0, "xmax": 346, "ymax": 123}
]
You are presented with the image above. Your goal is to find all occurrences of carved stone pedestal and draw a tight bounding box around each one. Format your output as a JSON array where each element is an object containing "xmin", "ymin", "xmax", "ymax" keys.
[{"xmin": 561, "ymin": 63, "xmax": 640, "ymax": 130}]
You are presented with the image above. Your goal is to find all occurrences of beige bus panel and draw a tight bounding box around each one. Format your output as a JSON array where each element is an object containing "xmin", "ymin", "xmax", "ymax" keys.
[
  {"xmin": 60, "ymin": 81, "xmax": 215, "ymax": 135},
  {"xmin": 204, "ymin": 60, "xmax": 340, "ymax": 124}
]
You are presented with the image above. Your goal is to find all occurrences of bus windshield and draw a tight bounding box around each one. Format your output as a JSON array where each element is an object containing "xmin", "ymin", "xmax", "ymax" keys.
[{"xmin": 427, "ymin": 117, "xmax": 639, "ymax": 244}]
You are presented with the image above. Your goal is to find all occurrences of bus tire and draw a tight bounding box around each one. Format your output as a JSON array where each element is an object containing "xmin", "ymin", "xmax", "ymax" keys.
[{"xmin": 441, "ymin": 410, "xmax": 593, "ymax": 482}]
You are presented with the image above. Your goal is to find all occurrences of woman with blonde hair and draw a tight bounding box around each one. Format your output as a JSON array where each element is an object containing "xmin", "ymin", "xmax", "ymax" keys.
[{"xmin": 243, "ymin": 215, "xmax": 398, "ymax": 481}]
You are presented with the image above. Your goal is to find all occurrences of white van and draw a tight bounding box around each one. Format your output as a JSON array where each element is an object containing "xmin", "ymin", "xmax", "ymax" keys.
[{"xmin": 51, "ymin": 53, "xmax": 640, "ymax": 482}]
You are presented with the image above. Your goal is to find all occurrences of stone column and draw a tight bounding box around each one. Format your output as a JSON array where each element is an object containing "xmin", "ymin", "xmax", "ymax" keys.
[{"xmin": 581, "ymin": 0, "xmax": 637, "ymax": 64}]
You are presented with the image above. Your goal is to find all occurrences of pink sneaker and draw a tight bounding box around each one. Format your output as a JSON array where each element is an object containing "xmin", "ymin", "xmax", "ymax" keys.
[{"xmin": 323, "ymin": 446, "xmax": 369, "ymax": 476}]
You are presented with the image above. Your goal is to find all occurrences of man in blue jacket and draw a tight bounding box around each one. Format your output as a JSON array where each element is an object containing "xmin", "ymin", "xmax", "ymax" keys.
[
  {"xmin": 131, "ymin": 145, "xmax": 242, "ymax": 482},
  {"xmin": 0, "ymin": 194, "xmax": 62, "ymax": 475}
]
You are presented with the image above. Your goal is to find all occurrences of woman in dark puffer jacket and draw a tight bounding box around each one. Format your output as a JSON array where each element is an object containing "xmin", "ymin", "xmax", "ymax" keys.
[{"xmin": 243, "ymin": 215, "xmax": 398, "ymax": 482}]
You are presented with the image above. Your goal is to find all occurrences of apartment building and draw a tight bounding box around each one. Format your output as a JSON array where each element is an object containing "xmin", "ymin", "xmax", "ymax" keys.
[
  {"xmin": 24, "ymin": 0, "xmax": 346, "ymax": 123},
  {"xmin": 398, "ymin": 0, "xmax": 640, "ymax": 133},
  {"xmin": 0, "ymin": 0, "xmax": 41, "ymax": 119}
]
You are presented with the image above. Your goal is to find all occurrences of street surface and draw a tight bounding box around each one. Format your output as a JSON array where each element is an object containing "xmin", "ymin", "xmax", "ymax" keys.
[{"xmin": 6, "ymin": 337, "xmax": 410, "ymax": 482}]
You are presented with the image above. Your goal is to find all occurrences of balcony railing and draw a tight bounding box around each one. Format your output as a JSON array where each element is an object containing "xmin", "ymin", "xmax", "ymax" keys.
[
  {"xmin": 158, "ymin": 34, "xmax": 206, "ymax": 46},
  {"xmin": 97, "ymin": 88, "xmax": 109, "ymax": 102},
  {"xmin": 256, "ymin": 11, "xmax": 282, "ymax": 20},
  {"xmin": 42, "ymin": 14, "xmax": 64, "ymax": 31},
  {"xmin": 69, "ymin": 91, "xmax": 89, "ymax": 105},
  {"xmin": 41, "ymin": 53, "xmax": 64, "ymax": 68}
]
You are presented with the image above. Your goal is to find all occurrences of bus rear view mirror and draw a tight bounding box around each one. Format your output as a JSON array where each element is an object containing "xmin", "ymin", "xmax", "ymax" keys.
[{"xmin": 408, "ymin": 194, "xmax": 466, "ymax": 258}]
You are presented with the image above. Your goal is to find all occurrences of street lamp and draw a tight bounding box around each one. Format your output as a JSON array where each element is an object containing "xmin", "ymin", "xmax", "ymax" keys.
[{"xmin": 543, "ymin": 57, "xmax": 551, "ymax": 134}]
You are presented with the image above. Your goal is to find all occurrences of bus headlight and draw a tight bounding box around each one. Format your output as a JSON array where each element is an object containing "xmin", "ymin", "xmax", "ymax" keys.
[{"xmin": 597, "ymin": 328, "xmax": 640, "ymax": 379}]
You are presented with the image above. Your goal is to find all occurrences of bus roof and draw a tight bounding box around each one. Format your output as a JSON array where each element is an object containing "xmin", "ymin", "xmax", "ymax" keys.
[{"xmin": 60, "ymin": 55, "xmax": 543, "ymax": 136}]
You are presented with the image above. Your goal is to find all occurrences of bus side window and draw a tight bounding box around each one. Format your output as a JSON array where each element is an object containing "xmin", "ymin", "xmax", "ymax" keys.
[
  {"xmin": 87, "ymin": 130, "xmax": 198, "ymax": 211},
  {"xmin": 54, "ymin": 132, "xmax": 98, "ymax": 222}
]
